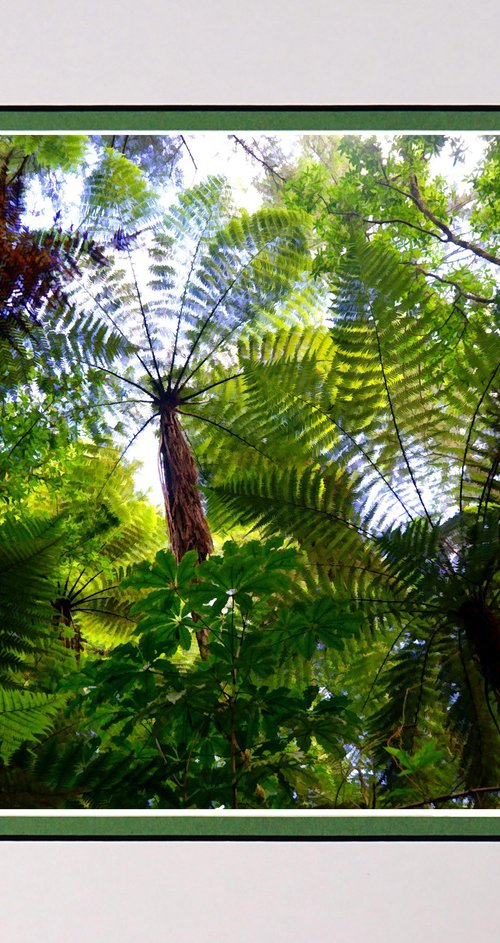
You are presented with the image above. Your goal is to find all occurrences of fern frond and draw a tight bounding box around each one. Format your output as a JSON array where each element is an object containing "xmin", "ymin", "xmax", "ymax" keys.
[
  {"xmin": 0, "ymin": 514, "xmax": 64, "ymax": 683},
  {"xmin": 206, "ymin": 461, "xmax": 367, "ymax": 555},
  {"xmin": 0, "ymin": 688, "xmax": 65, "ymax": 761}
]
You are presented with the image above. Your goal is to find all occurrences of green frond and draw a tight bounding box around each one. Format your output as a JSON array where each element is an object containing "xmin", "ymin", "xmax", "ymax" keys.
[
  {"xmin": 65, "ymin": 176, "xmax": 312, "ymax": 421},
  {"xmin": 80, "ymin": 145, "xmax": 159, "ymax": 234},
  {"xmin": 324, "ymin": 236, "xmax": 500, "ymax": 523},
  {"xmin": 0, "ymin": 688, "xmax": 65, "ymax": 761},
  {"xmin": 206, "ymin": 460, "xmax": 366, "ymax": 556},
  {"xmin": 73, "ymin": 589, "xmax": 137, "ymax": 646},
  {"xmin": 0, "ymin": 514, "xmax": 64, "ymax": 683},
  {"xmin": 43, "ymin": 295, "xmax": 133, "ymax": 365}
]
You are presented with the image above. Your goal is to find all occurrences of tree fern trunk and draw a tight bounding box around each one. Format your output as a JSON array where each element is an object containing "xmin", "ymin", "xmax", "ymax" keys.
[
  {"xmin": 455, "ymin": 646, "xmax": 500, "ymax": 808},
  {"xmin": 52, "ymin": 598, "xmax": 82, "ymax": 660},
  {"xmin": 158, "ymin": 405, "xmax": 213, "ymax": 656},
  {"xmin": 460, "ymin": 600, "xmax": 500, "ymax": 702}
]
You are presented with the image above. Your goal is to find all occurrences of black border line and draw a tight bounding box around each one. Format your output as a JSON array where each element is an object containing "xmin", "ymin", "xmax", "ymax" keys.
[
  {"xmin": 0, "ymin": 104, "xmax": 499, "ymax": 112},
  {"xmin": 2, "ymin": 834, "xmax": 499, "ymax": 842}
]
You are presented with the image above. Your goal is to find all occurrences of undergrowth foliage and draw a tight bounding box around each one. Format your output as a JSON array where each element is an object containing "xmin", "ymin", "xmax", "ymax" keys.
[{"xmin": 48, "ymin": 539, "xmax": 361, "ymax": 809}]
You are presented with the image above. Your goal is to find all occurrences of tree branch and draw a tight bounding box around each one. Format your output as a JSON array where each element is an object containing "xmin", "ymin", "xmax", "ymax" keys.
[
  {"xmin": 229, "ymin": 135, "xmax": 288, "ymax": 184},
  {"xmin": 409, "ymin": 263, "xmax": 495, "ymax": 305},
  {"xmin": 180, "ymin": 136, "xmax": 198, "ymax": 173},
  {"xmin": 403, "ymin": 784, "xmax": 500, "ymax": 808},
  {"xmin": 328, "ymin": 208, "xmax": 447, "ymax": 243},
  {"xmin": 378, "ymin": 172, "xmax": 500, "ymax": 267},
  {"xmin": 407, "ymin": 173, "xmax": 500, "ymax": 266}
]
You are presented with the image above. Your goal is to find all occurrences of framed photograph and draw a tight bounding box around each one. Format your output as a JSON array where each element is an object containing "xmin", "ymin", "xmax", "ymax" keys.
[
  {"xmin": 1, "ymin": 3, "xmax": 499, "ymax": 936},
  {"xmin": 1, "ymin": 105, "xmax": 499, "ymax": 840}
]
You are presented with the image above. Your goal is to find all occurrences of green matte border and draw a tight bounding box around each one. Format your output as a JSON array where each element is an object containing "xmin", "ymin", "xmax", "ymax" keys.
[
  {"xmin": 0, "ymin": 106, "xmax": 499, "ymax": 132},
  {"xmin": 1, "ymin": 814, "xmax": 500, "ymax": 838},
  {"xmin": 0, "ymin": 105, "xmax": 499, "ymax": 838}
]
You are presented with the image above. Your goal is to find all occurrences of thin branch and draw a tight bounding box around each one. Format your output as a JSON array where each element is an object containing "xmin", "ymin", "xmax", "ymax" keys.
[
  {"xmin": 6, "ymin": 153, "xmax": 29, "ymax": 187},
  {"xmin": 208, "ymin": 480, "xmax": 375, "ymax": 540},
  {"xmin": 77, "ymin": 279, "xmax": 157, "ymax": 384},
  {"xmin": 361, "ymin": 623, "xmax": 411, "ymax": 711},
  {"xmin": 403, "ymin": 785, "xmax": 500, "ymax": 808},
  {"xmin": 328, "ymin": 208, "xmax": 447, "ymax": 243},
  {"xmin": 91, "ymin": 412, "xmax": 160, "ymax": 505},
  {"xmin": 178, "ymin": 311, "xmax": 250, "ymax": 391},
  {"xmin": 6, "ymin": 413, "xmax": 42, "ymax": 456},
  {"xmin": 77, "ymin": 607, "xmax": 135, "ymax": 622},
  {"xmin": 173, "ymin": 276, "xmax": 243, "ymax": 392},
  {"xmin": 375, "ymin": 170, "xmax": 500, "ymax": 266},
  {"xmin": 70, "ymin": 569, "xmax": 104, "ymax": 601},
  {"xmin": 352, "ymin": 598, "xmax": 444, "ymax": 611},
  {"xmin": 173, "ymin": 236, "xmax": 280, "ymax": 393},
  {"xmin": 229, "ymin": 135, "xmax": 288, "ymax": 184},
  {"xmin": 410, "ymin": 263, "xmax": 496, "ymax": 305},
  {"xmin": 477, "ymin": 452, "xmax": 500, "ymax": 522},
  {"xmin": 413, "ymin": 623, "xmax": 443, "ymax": 729},
  {"xmin": 66, "ymin": 566, "xmax": 89, "ymax": 601},
  {"xmin": 180, "ymin": 135, "xmax": 198, "ymax": 173},
  {"xmin": 82, "ymin": 398, "xmax": 153, "ymax": 409},
  {"xmin": 73, "ymin": 585, "xmax": 121, "ymax": 605},
  {"xmin": 290, "ymin": 387, "xmax": 416, "ymax": 523},
  {"xmin": 407, "ymin": 173, "xmax": 500, "ymax": 267},
  {"xmin": 78, "ymin": 359, "xmax": 153, "ymax": 399}
]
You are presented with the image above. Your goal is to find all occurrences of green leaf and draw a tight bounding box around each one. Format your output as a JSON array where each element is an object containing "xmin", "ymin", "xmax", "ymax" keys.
[{"xmin": 178, "ymin": 624, "xmax": 192, "ymax": 651}]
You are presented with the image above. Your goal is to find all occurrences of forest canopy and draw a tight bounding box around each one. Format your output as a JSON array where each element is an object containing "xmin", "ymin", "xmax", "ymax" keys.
[{"xmin": 0, "ymin": 131, "xmax": 498, "ymax": 809}]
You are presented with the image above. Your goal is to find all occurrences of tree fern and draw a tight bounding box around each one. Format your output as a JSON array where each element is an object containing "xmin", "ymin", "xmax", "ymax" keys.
[
  {"xmin": 63, "ymin": 177, "xmax": 311, "ymax": 655},
  {"xmin": 191, "ymin": 231, "xmax": 499, "ymax": 804}
]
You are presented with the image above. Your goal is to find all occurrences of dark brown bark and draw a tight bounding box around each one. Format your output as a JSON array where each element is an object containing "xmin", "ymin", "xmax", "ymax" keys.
[
  {"xmin": 407, "ymin": 173, "xmax": 500, "ymax": 268},
  {"xmin": 460, "ymin": 599, "xmax": 500, "ymax": 698},
  {"xmin": 52, "ymin": 598, "xmax": 83, "ymax": 659},
  {"xmin": 158, "ymin": 405, "xmax": 214, "ymax": 657}
]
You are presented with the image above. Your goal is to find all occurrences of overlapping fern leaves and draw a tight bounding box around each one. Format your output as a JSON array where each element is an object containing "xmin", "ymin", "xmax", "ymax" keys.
[
  {"xmin": 187, "ymin": 232, "xmax": 499, "ymax": 803},
  {"xmin": 0, "ymin": 514, "xmax": 68, "ymax": 759},
  {"xmin": 201, "ymin": 234, "xmax": 497, "ymax": 564},
  {"xmin": 83, "ymin": 176, "xmax": 310, "ymax": 379},
  {"xmin": 0, "ymin": 514, "xmax": 65, "ymax": 683}
]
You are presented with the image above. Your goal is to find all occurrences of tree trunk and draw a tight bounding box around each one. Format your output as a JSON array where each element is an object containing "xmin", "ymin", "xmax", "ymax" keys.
[
  {"xmin": 460, "ymin": 599, "xmax": 500, "ymax": 701},
  {"xmin": 52, "ymin": 598, "xmax": 83, "ymax": 660},
  {"xmin": 158, "ymin": 405, "xmax": 214, "ymax": 656}
]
